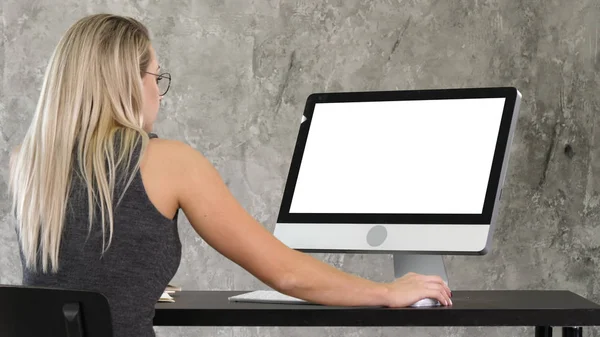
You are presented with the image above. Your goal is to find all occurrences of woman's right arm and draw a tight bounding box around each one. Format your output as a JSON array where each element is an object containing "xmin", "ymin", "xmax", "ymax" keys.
[{"xmin": 165, "ymin": 140, "xmax": 451, "ymax": 307}]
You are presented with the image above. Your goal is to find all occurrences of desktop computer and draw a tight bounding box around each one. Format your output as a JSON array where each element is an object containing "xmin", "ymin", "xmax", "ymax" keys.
[{"xmin": 230, "ymin": 87, "xmax": 522, "ymax": 305}]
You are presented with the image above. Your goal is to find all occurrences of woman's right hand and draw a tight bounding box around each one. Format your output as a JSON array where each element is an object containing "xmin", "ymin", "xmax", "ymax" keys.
[{"xmin": 384, "ymin": 272, "xmax": 452, "ymax": 307}]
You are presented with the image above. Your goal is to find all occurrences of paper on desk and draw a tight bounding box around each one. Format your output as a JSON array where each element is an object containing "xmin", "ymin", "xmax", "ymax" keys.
[
  {"xmin": 158, "ymin": 284, "xmax": 181, "ymax": 303},
  {"xmin": 159, "ymin": 292, "xmax": 175, "ymax": 303}
]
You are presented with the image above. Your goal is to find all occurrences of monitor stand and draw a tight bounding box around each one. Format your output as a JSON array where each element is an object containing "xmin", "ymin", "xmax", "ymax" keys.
[{"xmin": 393, "ymin": 253, "xmax": 449, "ymax": 286}]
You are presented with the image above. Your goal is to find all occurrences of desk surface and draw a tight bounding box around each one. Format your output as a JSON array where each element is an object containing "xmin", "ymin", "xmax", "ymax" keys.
[{"xmin": 154, "ymin": 290, "xmax": 600, "ymax": 327}]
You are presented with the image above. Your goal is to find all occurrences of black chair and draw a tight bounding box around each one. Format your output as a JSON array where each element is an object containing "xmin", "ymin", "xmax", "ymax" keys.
[{"xmin": 0, "ymin": 285, "xmax": 112, "ymax": 337}]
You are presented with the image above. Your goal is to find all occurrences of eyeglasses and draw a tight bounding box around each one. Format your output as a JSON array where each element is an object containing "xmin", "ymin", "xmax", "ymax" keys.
[{"xmin": 144, "ymin": 71, "xmax": 171, "ymax": 96}]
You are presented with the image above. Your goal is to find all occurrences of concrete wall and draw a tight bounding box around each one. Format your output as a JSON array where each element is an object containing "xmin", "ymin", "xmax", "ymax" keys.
[{"xmin": 2, "ymin": 1, "xmax": 600, "ymax": 336}]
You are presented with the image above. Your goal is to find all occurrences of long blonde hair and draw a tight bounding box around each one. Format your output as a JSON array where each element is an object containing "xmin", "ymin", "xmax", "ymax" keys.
[{"xmin": 9, "ymin": 14, "xmax": 153, "ymax": 273}]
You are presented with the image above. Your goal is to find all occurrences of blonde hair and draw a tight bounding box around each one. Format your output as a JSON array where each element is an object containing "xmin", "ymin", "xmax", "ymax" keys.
[{"xmin": 9, "ymin": 14, "xmax": 153, "ymax": 273}]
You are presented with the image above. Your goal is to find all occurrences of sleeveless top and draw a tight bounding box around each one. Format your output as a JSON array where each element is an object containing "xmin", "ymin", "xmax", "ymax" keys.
[{"xmin": 19, "ymin": 133, "xmax": 182, "ymax": 337}]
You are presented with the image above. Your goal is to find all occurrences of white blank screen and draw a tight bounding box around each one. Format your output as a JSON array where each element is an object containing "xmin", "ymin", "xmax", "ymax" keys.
[{"xmin": 289, "ymin": 98, "xmax": 506, "ymax": 214}]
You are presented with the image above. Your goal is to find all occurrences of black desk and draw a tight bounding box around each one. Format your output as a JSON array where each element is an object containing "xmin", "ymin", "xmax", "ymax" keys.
[{"xmin": 154, "ymin": 290, "xmax": 600, "ymax": 336}]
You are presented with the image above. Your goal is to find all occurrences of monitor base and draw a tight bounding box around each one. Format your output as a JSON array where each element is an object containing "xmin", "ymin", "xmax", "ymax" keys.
[{"xmin": 393, "ymin": 253, "xmax": 449, "ymax": 286}]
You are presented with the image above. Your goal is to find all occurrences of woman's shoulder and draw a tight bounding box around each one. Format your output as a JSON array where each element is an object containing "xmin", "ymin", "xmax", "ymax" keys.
[
  {"xmin": 141, "ymin": 137, "xmax": 206, "ymax": 180},
  {"xmin": 140, "ymin": 136, "xmax": 216, "ymax": 218},
  {"xmin": 144, "ymin": 137, "xmax": 197, "ymax": 163}
]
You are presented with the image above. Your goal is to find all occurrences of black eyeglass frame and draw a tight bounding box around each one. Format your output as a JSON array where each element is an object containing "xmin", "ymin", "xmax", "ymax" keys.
[{"xmin": 144, "ymin": 71, "xmax": 171, "ymax": 96}]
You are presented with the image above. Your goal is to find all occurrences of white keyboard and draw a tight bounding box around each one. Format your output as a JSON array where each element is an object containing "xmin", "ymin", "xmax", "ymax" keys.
[
  {"xmin": 229, "ymin": 290, "xmax": 440, "ymax": 307},
  {"xmin": 228, "ymin": 290, "xmax": 311, "ymax": 305}
]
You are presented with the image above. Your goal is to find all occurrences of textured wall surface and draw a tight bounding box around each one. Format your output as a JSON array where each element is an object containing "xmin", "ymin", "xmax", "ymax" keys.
[{"xmin": 2, "ymin": 1, "xmax": 600, "ymax": 336}]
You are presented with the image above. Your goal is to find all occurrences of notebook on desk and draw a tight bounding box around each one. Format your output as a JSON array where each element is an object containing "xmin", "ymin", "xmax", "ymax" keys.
[{"xmin": 228, "ymin": 290, "xmax": 313, "ymax": 305}]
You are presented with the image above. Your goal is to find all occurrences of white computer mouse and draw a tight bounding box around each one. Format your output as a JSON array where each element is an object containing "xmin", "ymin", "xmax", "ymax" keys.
[{"xmin": 410, "ymin": 298, "xmax": 441, "ymax": 307}]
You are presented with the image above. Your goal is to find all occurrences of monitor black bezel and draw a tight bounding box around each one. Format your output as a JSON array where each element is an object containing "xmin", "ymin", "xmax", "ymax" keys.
[{"xmin": 276, "ymin": 87, "xmax": 519, "ymax": 225}]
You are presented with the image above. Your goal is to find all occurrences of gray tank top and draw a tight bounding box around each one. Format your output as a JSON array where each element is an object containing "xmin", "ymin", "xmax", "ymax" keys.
[{"xmin": 19, "ymin": 133, "xmax": 182, "ymax": 337}]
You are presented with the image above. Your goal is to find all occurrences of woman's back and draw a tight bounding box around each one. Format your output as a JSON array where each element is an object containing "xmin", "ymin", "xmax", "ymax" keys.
[{"xmin": 20, "ymin": 134, "xmax": 181, "ymax": 337}]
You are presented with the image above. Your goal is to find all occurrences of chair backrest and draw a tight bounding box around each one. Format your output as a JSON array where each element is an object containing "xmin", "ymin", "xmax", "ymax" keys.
[{"xmin": 0, "ymin": 285, "xmax": 113, "ymax": 337}]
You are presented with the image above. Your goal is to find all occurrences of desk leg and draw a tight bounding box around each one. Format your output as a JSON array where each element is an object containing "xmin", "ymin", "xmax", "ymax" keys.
[
  {"xmin": 562, "ymin": 327, "xmax": 583, "ymax": 337},
  {"xmin": 535, "ymin": 326, "xmax": 552, "ymax": 337}
]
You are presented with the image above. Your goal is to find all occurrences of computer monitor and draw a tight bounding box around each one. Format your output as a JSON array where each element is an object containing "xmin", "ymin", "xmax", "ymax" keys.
[{"xmin": 273, "ymin": 87, "xmax": 522, "ymax": 284}]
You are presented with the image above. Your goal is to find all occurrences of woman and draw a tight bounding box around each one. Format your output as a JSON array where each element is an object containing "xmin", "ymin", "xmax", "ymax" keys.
[{"xmin": 8, "ymin": 14, "xmax": 451, "ymax": 337}]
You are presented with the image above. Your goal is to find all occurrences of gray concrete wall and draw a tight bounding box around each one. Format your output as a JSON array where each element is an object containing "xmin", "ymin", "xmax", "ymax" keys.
[{"xmin": 2, "ymin": 1, "xmax": 600, "ymax": 336}]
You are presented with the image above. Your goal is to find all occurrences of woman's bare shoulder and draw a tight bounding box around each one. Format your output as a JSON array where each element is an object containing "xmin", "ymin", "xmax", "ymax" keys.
[
  {"xmin": 141, "ymin": 137, "xmax": 205, "ymax": 180},
  {"xmin": 140, "ymin": 137, "xmax": 200, "ymax": 217},
  {"xmin": 144, "ymin": 137, "xmax": 196, "ymax": 162}
]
